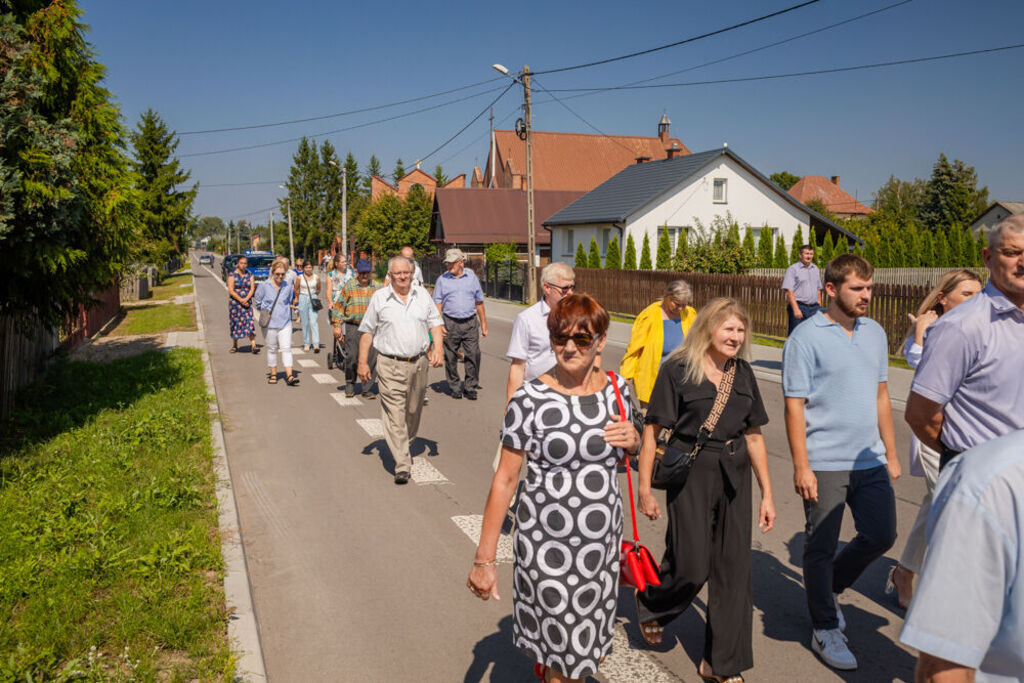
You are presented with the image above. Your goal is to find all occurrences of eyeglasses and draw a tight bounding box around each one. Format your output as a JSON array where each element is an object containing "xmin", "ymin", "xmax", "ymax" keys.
[
  {"xmin": 550, "ymin": 331, "xmax": 596, "ymax": 348},
  {"xmin": 545, "ymin": 283, "xmax": 576, "ymax": 295}
]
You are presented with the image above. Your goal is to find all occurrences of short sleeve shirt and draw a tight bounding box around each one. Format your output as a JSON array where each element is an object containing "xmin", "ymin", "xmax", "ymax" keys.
[
  {"xmin": 781, "ymin": 261, "xmax": 822, "ymax": 304},
  {"xmin": 506, "ymin": 300, "xmax": 556, "ymax": 382},
  {"xmin": 433, "ymin": 270, "xmax": 484, "ymax": 318}
]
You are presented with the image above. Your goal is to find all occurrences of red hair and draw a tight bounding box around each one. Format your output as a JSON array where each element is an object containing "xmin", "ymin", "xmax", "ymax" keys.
[{"xmin": 547, "ymin": 293, "xmax": 609, "ymax": 338}]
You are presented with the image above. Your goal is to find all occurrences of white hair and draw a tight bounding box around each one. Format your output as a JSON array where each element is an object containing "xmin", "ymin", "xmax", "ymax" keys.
[
  {"xmin": 665, "ymin": 279, "xmax": 693, "ymax": 306},
  {"xmin": 988, "ymin": 214, "xmax": 1024, "ymax": 250},
  {"xmin": 388, "ymin": 255, "xmax": 413, "ymax": 273},
  {"xmin": 542, "ymin": 261, "xmax": 575, "ymax": 284}
]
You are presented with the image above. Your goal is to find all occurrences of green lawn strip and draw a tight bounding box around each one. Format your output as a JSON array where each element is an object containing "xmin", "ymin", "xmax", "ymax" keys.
[
  {"xmin": 150, "ymin": 273, "xmax": 194, "ymax": 301},
  {"xmin": 0, "ymin": 349, "xmax": 233, "ymax": 680},
  {"xmin": 111, "ymin": 303, "xmax": 196, "ymax": 337}
]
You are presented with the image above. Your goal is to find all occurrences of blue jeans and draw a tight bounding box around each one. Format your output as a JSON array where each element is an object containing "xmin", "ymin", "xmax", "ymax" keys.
[
  {"xmin": 787, "ymin": 301, "xmax": 820, "ymax": 335},
  {"xmin": 298, "ymin": 294, "xmax": 320, "ymax": 348}
]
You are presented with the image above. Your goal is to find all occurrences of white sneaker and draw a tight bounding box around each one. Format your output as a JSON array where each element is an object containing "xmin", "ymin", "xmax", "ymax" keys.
[
  {"xmin": 812, "ymin": 628, "xmax": 857, "ymax": 670},
  {"xmin": 834, "ymin": 593, "xmax": 846, "ymax": 632}
]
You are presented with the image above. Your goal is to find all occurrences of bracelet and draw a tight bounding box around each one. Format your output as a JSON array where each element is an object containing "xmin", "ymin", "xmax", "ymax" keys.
[{"xmin": 473, "ymin": 560, "xmax": 496, "ymax": 568}]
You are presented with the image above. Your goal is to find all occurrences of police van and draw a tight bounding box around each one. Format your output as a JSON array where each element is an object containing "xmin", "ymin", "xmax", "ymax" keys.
[{"xmin": 244, "ymin": 250, "xmax": 277, "ymax": 282}]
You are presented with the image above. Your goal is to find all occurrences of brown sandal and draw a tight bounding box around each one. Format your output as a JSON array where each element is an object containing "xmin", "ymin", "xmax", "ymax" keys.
[
  {"xmin": 229, "ymin": 347, "xmax": 237, "ymax": 353},
  {"xmin": 635, "ymin": 590, "xmax": 663, "ymax": 646},
  {"xmin": 699, "ymin": 661, "xmax": 744, "ymax": 683}
]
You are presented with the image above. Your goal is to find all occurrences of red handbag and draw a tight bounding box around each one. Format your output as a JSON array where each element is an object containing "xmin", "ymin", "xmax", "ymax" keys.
[{"xmin": 608, "ymin": 371, "xmax": 661, "ymax": 592}]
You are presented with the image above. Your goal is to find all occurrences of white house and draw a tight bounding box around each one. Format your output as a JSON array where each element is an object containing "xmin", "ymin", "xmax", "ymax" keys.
[
  {"xmin": 970, "ymin": 201, "xmax": 1024, "ymax": 235},
  {"xmin": 544, "ymin": 147, "xmax": 862, "ymax": 265}
]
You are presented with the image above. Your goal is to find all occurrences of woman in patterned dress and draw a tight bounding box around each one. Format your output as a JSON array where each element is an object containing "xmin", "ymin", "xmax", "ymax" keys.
[
  {"xmin": 468, "ymin": 293, "xmax": 641, "ymax": 683},
  {"xmin": 227, "ymin": 255, "xmax": 257, "ymax": 353}
]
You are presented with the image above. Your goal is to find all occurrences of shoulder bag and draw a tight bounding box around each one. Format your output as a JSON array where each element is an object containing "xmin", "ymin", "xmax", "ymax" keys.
[
  {"xmin": 608, "ymin": 371, "xmax": 661, "ymax": 592},
  {"xmin": 304, "ymin": 275, "xmax": 323, "ymax": 312},
  {"xmin": 258, "ymin": 282, "xmax": 285, "ymax": 329},
  {"xmin": 650, "ymin": 359, "xmax": 736, "ymax": 490}
]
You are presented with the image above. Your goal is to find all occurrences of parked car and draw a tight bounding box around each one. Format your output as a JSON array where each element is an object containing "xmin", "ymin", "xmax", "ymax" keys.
[
  {"xmin": 199, "ymin": 254, "xmax": 214, "ymax": 266},
  {"xmin": 221, "ymin": 254, "xmax": 241, "ymax": 281},
  {"xmin": 243, "ymin": 251, "xmax": 276, "ymax": 281}
]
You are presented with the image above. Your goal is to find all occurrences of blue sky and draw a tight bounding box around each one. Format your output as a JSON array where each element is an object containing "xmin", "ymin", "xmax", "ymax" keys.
[{"xmin": 80, "ymin": 0, "xmax": 1024, "ymax": 223}]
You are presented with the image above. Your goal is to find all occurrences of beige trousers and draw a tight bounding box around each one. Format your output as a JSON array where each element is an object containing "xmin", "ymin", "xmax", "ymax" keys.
[
  {"xmin": 898, "ymin": 439, "xmax": 942, "ymax": 573},
  {"xmin": 376, "ymin": 354, "xmax": 429, "ymax": 475}
]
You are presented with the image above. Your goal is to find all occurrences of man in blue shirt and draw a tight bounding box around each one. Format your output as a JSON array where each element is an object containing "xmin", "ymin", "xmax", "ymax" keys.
[
  {"xmin": 782, "ymin": 254, "xmax": 900, "ymax": 671},
  {"xmin": 782, "ymin": 244, "xmax": 823, "ymax": 335},
  {"xmin": 900, "ymin": 429, "xmax": 1024, "ymax": 682},
  {"xmin": 433, "ymin": 248, "xmax": 488, "ymax": 400}
]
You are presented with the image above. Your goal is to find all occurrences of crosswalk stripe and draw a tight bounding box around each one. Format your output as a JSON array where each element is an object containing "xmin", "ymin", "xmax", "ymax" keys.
[
  {"xmin": 311, "ymin": 373, "xmax": 335, "ymax": 384},
  {"xmin": 450, "ymin": 514, "xmax": 513, "ymax": 563},
  {"xmin": 356, "ymin": 418, "xmax": 385, "ymax": 437},
  {"xmin": 298, "ymin": 359, "xmax": 320, "ymax": 367},
  {"xmin": 330, "ymin": 393, "xmax": 362, "ymax": 407},
  {"xmin": 411, "ymin": 458, "xmax": 449, "ymax": 484}
]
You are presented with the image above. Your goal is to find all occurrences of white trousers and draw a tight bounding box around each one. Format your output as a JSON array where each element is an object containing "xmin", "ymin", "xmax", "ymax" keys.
[
  {"xmin": 264, "ymin": 326, "xmax": 293, "ymax": 368},
  {"xmin": 898, "ymin": 439, "xmax": 942, "ymax": 573}
]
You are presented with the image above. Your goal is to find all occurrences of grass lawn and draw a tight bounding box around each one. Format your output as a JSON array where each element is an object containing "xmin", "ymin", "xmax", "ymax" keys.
[
  {"xmin": 0, "ymin": 348, "xmax": 233, "ymax": 680},
  {"xmin": 150, "ymin": 273, "xmax": 194, "ymax": 301},
  {"xmin": 111, "ymin": 303, "xmax": 196, "ymax": 337}
]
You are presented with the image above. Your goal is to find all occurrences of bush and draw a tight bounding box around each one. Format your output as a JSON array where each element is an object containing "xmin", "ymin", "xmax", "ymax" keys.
[
  {"xmin": 587, "ymin": 238, "xmax": 602, "ymax": 269},
  {"xmin": 604, "ymin": 236, "xmax": 621, "ymax": 270},
  {"xmin": 638, "ymin": 234, "xmax": 652, "ymax": 270},
  {"xmin": 623, "ymin": 235, "xmax": 638, "ymax": 269},
  {"xmin": 575, "ymin": 242, "xmax": 588, "ymax": 268}
]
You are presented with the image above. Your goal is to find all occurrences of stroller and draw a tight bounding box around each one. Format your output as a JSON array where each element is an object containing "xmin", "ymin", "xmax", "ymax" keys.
[{"xmin": 326, "ymin": 332, "xmax": 347, "ymax": 371}]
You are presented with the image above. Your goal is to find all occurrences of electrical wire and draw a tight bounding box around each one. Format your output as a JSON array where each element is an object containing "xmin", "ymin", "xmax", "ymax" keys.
[
  {"xmin": 436, "ymin": 105, "xmax": 520, "ymax": 167},
  {"xmin": 529, "ymin": 77, "xmax": 637, "ymax": 153},
  {"xmin": 196, "ymin": 180, "xmax": 286, "ymax": 188},
  {"xmin": 532, "ymin": 0, "xmax": 820, "ymax": 75},
  {"xmin": 225, "ymin": 204, "xmax": 281, "ymax": 219},
  {"xmin": 418, "ymin": 82, "xmax": 516, "ymax": 164},
  {"xmin": 179, "ymin": 77, "xmax": 504, "ymax": 136}
]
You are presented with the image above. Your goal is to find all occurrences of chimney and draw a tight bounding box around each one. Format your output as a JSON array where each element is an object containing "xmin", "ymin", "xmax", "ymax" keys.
[
  {"xmin": 635, "ymin": 156, "xmax": 652, "ymax": 165},
  {"xmin": 666, "ymin": 142, "xmax": 681, "ymax": 159},
  {"xmin": 657, "ymin": 112, "xmax": 671, "ymax": 144},
  {"xmin": 831, "ymin": 175, "xmax": 840, "ymax": 186}
]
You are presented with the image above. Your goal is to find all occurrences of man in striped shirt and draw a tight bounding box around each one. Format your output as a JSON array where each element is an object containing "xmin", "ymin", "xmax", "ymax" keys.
[{"xmin": 337, "ymin": 259, "xmax": 380, "ymax": 398}]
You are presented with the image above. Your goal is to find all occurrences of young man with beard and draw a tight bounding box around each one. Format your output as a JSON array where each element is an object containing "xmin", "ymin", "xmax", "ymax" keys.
[{"xmin": 782, "ymin": 254, "xmax": 900, "ymax": 671}]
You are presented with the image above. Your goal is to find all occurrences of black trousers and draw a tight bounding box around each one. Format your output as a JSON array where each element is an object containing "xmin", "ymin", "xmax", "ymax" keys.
[
  {"xmin": 343, "ymin": 322, "xmax": 376, "ymax": 389},
  {"xmin": 443, "ymin": 314, "xmax": 480, "ymax": 392},
  {"xmin": 636, "ymin": 444, "xmax": 754, "ymax": 675}
]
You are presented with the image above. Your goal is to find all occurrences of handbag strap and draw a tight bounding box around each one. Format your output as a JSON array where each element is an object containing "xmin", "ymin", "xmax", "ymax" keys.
[
  {"xmin": 607, "ymin": 371, "xmax": 640, "ymax": 544},
  {"xmin": 690, "ymin": 358, "xmax": 737, "ymax": 456},
  {"xmin": 267, "ymin": 281, "xmax": 284, "ymax": 316}
]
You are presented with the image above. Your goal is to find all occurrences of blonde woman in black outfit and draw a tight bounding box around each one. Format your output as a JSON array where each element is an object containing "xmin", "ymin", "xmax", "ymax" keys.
[{"xmin": 635, "ymin": 298, "xmax": 776, "ymax": 683}]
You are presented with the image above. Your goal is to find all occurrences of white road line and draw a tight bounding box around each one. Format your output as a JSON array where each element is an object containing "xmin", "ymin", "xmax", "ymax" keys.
[
  {"xmin": 330, "ymin": 393, "xmax": 362, "ymax": 407},
  {"xmin": 311, "ymin": 373, "xmax": 336, "ymax": 384},
  {"xmin": 291, "ymin": 347, "xmax": 306, "ymax": 354},
  {"xmin": 203, "ymin": 264, "xmax": 228, "ymax": 291},
  {"xmin": 411, "ymin": 458, "xmax": 449, "ymax": 484},
  {"xmin": 297, "ymin": 359, "xmax": 320, "ymax": 367},
  {"xmin": 357, "ymin": 418, "xmax": 386, "ymax": 437},
  {"xmin": 450, "ymin": 514, "xmax": 514, "ymax": 563}
]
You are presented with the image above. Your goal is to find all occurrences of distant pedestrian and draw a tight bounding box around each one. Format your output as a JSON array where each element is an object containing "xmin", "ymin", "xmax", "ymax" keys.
[
  {"xmin": 384, "ymin": 246, "xmax": 424, "ymax": 288},
  {"xmin": 433, "ymin": 248, "xmax": 488, "ymax": 400},
  {"xmin": 619, "ymin": 279, "xmax": 697, "ymax": 407},
  {"xmin": 255, "ymin": 259, "xmax": 298, "ymax": 385},
  {"xmin": 357, "ymin": 255, "xmax": 443, "ymax": 484},
  {"xmin": 326, "ymin": 252, "xmax": 355, "ymax": 310},
  {"xmin": 227, "ymin": 254, "xmax": 257, "ymax": 353},
  {"xmin": 467, "ymin": 293, "xmax": 641, "ymax": 682},
  {"xmin": 906, "ymin": 214, "xmax": 1024, "ymax": 469},
  {"xmin": 337, "ymin": 259, "xmax": 380, "ymax": 398},
  {"xmin": 782, "ymin": 244, "xmax": 823, "ymax": 335},
  {"xmin": 899, "ymin": 429, "xmax": 1024, "ymax": 682},
  {"xmin": 634, "ymin": 298, "xmax": 775, "ymax": 682},
  {"xmin": 886, "ymin": 269, "xmax": 982, "ymax": 609},
  {"xmin": 782, "ymin": 253, "xmax": 899, "ymax": 671},
  {"xmin": 293, "ymin": 260, "xmax": 321, "ymax": 352}
]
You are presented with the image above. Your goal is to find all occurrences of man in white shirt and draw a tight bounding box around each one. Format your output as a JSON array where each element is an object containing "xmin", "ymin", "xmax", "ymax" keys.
[{"xmin": 358, "ymin": 255, "xmax": 443, "ymax": 484}]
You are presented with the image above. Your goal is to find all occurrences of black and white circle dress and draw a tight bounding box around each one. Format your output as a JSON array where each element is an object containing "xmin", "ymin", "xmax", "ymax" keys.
[{"xmin": 501, "ymin": 375, "xmax": 629, "ymax": 679}]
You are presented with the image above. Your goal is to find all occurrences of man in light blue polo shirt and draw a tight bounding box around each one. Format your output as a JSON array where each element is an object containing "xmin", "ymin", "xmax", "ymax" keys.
[
  {"xmin": 900, "ymin": 429, "xmax": 1024, "ymax": 682},
  {"xmin": 433, "ymin": 248, "xmax": 487, "ymax": 400},
  {"xmin": 907, "ymin": 214, "xmax": 1024, "ymax": 469},
  {"xmin": 783, "ymin": 253, "xmax": 900, "ymax": 671}
]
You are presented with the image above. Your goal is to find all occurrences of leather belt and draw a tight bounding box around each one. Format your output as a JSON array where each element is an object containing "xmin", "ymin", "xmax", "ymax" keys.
[
  {"xmin": 444, "ymin": 314, "xmax": 475, "ymax": 323},
  {"xmin": 379, "ymin": 351, "xmax": 425, "ymax": 363}
]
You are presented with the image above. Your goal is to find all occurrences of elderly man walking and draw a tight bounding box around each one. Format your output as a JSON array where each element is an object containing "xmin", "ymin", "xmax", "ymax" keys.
[
  {"xmin": 433, "ymin": 248, "xmax": 488, "ymax": 400},
  {"xmin": 358, "ymin": 255, "xmax": 443, "ymax": 484},
  {"xmin": 782, "ymin": 244, "xmax": 823, "ymax": 335},
  {"xmin": 906, "ymin": 214, "xmax": 1024, "ymax": 469},
  {"xmin": 337, "ymin": 258, "xmax": 380, "ymax": 398}
]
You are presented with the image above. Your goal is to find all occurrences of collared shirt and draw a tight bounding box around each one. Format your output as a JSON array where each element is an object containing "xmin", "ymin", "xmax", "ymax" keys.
[
  {"xmin": 328, "ymin": 267, "xmax": 356, "ymax": 303},
  {"xmin": 782, "ymin": 312, "xmax": 889, "ymax": 471},
  {"xmin": 433, "ymin": 269, "xmax": 484, "ymax": 318},
  {"xmin": 507, "ymin": 299, "xmax": 555, "ymax": 382},
  {"xmin": 254, "ymin": 279, "xmax": 294, "ymax": 329},
  {"xmin": 338, "ymin": 279, "xmax": 380, "ymax": 324},
  {"xmin": 358, "ymin": 284, "xmax": 442, "ymax": 357},
  {"xmin": 900, "ymin": 429, "xmax": 1024, "ymax": 681},
  {"xmin": 911, "ymin": 282, "xmax": 1024, "ymax": 452},
  {"xmin": 781, "ymin": 261, "xmax": 823, "ymax": 304}
]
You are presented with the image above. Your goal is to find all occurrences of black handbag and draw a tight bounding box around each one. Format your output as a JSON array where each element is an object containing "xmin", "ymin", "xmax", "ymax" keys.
[
  {"xmin": 650, "ymin": 359, "xmax": 736, "ymax": 490},
  {"xmin": 304, "ymin": 275, "xmax": 323, "ymax": 311}
]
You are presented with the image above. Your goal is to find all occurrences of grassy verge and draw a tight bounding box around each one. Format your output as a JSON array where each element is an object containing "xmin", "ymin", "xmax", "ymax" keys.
[
  {"xmin": 151, "ymin": 273, "xmax": 194, "ymax": 301},
  {"xmin": 0, "ymin": 348, "xmax": 232, "ymax": 680},
  {"xmin": 111, "ymin": 303, "xmax": 196, "ymax": 336}
]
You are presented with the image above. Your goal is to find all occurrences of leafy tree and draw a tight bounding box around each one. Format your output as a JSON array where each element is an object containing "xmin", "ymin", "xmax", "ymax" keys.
[
  {"xmin": 756, "ymin": 227, "xmax": 774, "ymax": 268},
  {"xmin": 671, "ymin": 219, "xmax": 754, "ymax": 274},
  {"xmin": 353, "ymin": 194, "xmax": 403, "ymax": 256},
  {"xmin": 485, "ymin": 242, "xmax": 517, "ymax": 279},
  {"xmin": 433, "ymin": 164, "xmax": 449, "ymax": 186},
  {"xmin": 1, "ymin": 3, "xmax": 140, "ymax": 325},
  {"xmin": 638, "ymin": 233, "xmax": 653, "ymax": 270},
  {"xmin": 197, "ymin": 216, "xmax": 225, "ymax": 239},
  {"xmin": 656, "ymin": 229, "xmax": 672, "ymax": 269},
  {"xmin": 790, "ymin": 226, "xmax": 805, "ymax": 263},
  {"xmin": 773, "ymin": 235, "xmax": 789, "ymax": 268},
  {"xmin": 741, "ymin": 227, "xmax": 756, "ymax": 265},
  {"xmin": 605, "ymin": 236, "xmax": 621, "ymax": 270},
  {"xmin": 920, "ymin": 153, "xmax": 989, "ymax": 232},
  {"xmin": 770, "ymin": 171, "xmax": 800, "ymax": 191},
  {"xmin": 623, "ymin": 234, "xmax": 638, "ymax": 269},
  {"xmin": 805, "ymin": 198, "xmax": 835, "ymax": 222},
  {"xmin": 401, "ymin": 184, "xmax": 433, "ymax": 255},
  {"xmin": 671, "ymin": 228, "xmax": 689, "ymax": 271},
  {"xmin": 575, "ymin": 242, "xmax": 588, "ymax": 268},
  {"xmin": 872, "ymin": 175, "xmax": 925, "ymax": 225},
  {"xmin": 392, "ymin": 158, "xmax": 407, "ymax": 185},
  {"xmin": 587, "ymin": 238, "xmax": 602, "ymax": 269}
]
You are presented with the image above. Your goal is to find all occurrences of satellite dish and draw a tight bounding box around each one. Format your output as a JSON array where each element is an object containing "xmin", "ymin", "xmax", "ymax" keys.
[{"xmin": 515, "ymin": 118, "xmax": 527, "ymax": 140}]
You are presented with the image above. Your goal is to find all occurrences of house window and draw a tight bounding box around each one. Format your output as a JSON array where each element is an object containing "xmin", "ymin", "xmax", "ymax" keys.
[
  {"xmin": 659, "ymin": 226, "xmax": 683, "ymax": 251},
  {"xmin": 563, "ymin": 229, "xmax": 574, "ymax": 257},
  {"xmin": 713, "ymin": 178, "xmax": 727, "ymax": 203},
  {"xmin": 752, "ymin": 226, "xmax": 778, "ymax": 242}
]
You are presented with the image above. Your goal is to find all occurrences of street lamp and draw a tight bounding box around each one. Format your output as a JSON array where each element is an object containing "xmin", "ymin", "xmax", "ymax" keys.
[
  {"xmin": 327, "ymin": 160, "xmax": 348, "ymax": 264},
  {"xmin": 492, "ymin": 62, "xmax": 537, "ymax": 304},
  {"xmin": 278, "ymin": 185, "xmax": 295, "ymax": 263}
]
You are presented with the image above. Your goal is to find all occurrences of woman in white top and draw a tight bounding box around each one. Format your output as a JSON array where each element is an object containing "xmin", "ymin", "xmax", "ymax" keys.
[
  {"xmin": 293, "ymin": 260, "xmax": 322, "ymax": 352},
  {"xmin": 887, "ymin": 268, "xmax": 981, "ymax": 608}
]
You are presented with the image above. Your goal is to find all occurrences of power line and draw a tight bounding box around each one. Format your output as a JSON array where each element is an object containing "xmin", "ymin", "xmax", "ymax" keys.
[
  {"xmin": 196, "ymin": 180, "xmax": 285, "ymax": 188},
  {"xmin": 529, "ymin": 77, "xmax": 637, "ymax": 154},
  {"xmin": 436, "ymin": 105, "xmax": 520, "ymax": 167},
  {"xmin": 180, "ymin": 85, "xmax": 506, "ymax": 158},
  {"xmin": 225, "ymin": 204, "xmax": 280, "ymax": 220},
  {"xmin": 179, "ymin": 77, "xmax": 504, "ymax": 136},
  {"xmin": 419, "ymin": 82, "xmax": 516, "ymax": 164},
  {"xmin": 532, "ymin": 0, "xmax": 820, "ymax": 75},
  {"xmin": 545, "ymin": 43, "xmax": 1024, "ymax": 93}
]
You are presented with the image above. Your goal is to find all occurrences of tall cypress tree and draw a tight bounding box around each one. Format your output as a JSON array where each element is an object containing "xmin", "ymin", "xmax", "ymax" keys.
[
  {"xmin": 975, "ymin": 230, "xmax": 987, "ymax": 266},
  {"xmin": 575, "ymin": 242, "xmax": 588, "ymax": 268},
  {"xmin": 392, "ymin": 158, "xmax": 407, "ymax": 185},
  {"xmin": 742, "ymin": 227, "xmax": 757, "ymax": 265},
  {"xmin": 790, "ymin": 226, "xmax": 805, "ymax": 263},
  {"xmin": 605, "ymin": 236, "xmax": 621, "ymax": 270},
  {"xmin": 757, "ymin": 228, "xmax": 774, "ymax": 268},
  {"xmin": 344, "ymin": 152, "xmax": 362, "ymax": 202},
  {"xmin": 672, "ymin": 228, "xmax": 689, "ymax": 271},
  {"xmin": 656, "ymin": 229, "xmax": 672, "ymax": 269},
  {"xmin": 587, "ymin": 238, "xmax": 602, "ymax": 269},
  {"xmin": 623, "ymin": 234, "xmax": 638, "ymax": 270},
  {"xmin": 820, "ymin": 231, "xmax": 835, "ymax": 266},
  {"xmin": 919, "ymin": 229, "xmax": 936, "ymax": 267},
  {"xmin": 363, "ymin": 154, "xmax": 382, "ymax": 194},
  {"xmin": 933, "ymin": 229, "xmax": 951, "ymax": 266},
  {"xmin": 639, "ymin": 233, "xmax": 653, "ymax": 270},
  {"xmin": 773, "ymin": 235, "xmax": 789, "ymax": 268}
]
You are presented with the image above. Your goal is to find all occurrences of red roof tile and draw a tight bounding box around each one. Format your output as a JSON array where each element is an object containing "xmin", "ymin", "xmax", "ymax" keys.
[
  {"xmin": 430, "ymin": 188, "xmax": 585, "ymax": 245},
  {"xmin": 788, "ymin": 176, "xmax": 874, "ymax": 215}
]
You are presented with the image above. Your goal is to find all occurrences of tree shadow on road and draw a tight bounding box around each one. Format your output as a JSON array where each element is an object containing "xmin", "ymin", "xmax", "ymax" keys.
[
  {"xmin": 361, "ymin": 437, "xmax": 440, "ymax": 475},
  {"xmin": 463, "ymin": 615, "xmax": 534, "ymax": 682}
]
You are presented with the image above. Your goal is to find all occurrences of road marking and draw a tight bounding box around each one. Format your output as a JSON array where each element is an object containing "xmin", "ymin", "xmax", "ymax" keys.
[
  {"xmin": 311, "ymin": 373, "xmax": 336, "ymax": 384},
  {"xmin": 602, "ymin": 625, "xmax": 680, "ymax": 682},
  {"xmin": 331, "ymin": 393, "xmax": 361, "ymax": 407},
  {"xmin": 451, "ymin": 514, "xmax": 513, "ymax": 563},
  {"xmin": 411, "ymin": 458, "xmax": 449, "ymax": 484},
  {"xmin": 298, "ymin": 359, "xmax": 319, "ymax": 367},
  {"xmin": 357, "ymin": 418, "xmax": 385, "ymax": 437}
]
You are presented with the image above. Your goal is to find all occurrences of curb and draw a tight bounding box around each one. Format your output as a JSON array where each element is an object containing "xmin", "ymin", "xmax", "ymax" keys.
[{"xmin": 191, "ymin": 263, "xmax": 268, "ymax": 681}]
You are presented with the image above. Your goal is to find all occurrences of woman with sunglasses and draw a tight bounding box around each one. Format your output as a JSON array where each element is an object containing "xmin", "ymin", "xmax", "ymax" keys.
[
  {"xmin": 254, "ymin": 259, "xmax": 299, "ymax": 385},
  {"xmin": 634, "ymin": 298, "xmax": 775, "ymax": 683},
  {"xmin": 468, "ymin": 293, "xmax": 641, "ymax": 683}
]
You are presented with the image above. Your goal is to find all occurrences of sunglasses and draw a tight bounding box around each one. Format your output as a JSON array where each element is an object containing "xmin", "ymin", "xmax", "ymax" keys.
[
  {"xmin": 550, "ymin": 332, "xmax": 596, "ymax": 348},
  {"xmin": 545, "ymin": 283, "xmax": 576, "ymax": 295}
]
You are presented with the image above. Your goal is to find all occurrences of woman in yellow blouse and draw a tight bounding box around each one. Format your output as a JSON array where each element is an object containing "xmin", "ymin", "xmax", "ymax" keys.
[{"xmin": 619, "ymin": 280, "xmax": 697, "ymax": 405}]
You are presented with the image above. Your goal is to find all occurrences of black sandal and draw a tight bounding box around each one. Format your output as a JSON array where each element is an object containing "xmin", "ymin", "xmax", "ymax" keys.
[
  {"xmin": 229, "ymin": 347, "xmax": 237, "ymax": 353},
  {"xmin": 285, "ymin": 375, "xmax": 299, "ymax": 386},
  {"xmin": 267, "ymin": 375, "xmax": 278, "ymax": 384}
]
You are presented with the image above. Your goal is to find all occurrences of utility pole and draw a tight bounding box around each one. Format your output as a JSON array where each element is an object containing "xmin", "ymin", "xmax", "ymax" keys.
[
  {"xmin": 341, "ymin": 168, "xmax": 348, "ymax": 264},
  {"xmin": 236, "ymin": 220, "xmax": 240, "ymax": 253},
  {"xmin": 523, "ymin": 65, "xmax": 537, "ymax": 304},
  {"xmin": 269, "ymin": 210, "xmax": 274, "ymax": 254},
  {"xmin": 286, "ymin": 199, "xmax": 295, "ymax": 263}
]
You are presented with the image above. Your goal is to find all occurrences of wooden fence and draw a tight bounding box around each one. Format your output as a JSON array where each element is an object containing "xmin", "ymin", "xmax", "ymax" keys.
[
  {"xmin": 567, "ymin": 268, "xmax": 927, "ymax": 356},
  {"xmin": 749, "ymin": 267, "xmax": 988, "ymax": 287}
]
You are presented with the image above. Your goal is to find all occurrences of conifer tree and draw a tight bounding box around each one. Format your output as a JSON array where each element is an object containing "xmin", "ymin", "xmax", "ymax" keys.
[
  {"xmin": 672, "ymin": 228, "xmax": 689, "ymax": 271},
  {"xmin": 773, "ymin": 235, "xmax": 789, "ymax": 268},
  {"xmin": 587, "ymin": 238, "xmax": 602, "ymax": 269},
  {"xmin": 790, "ymin": 226, "xmax": 805, "ymax": 263},
  {"xmin": 933, "ymin": 229, "xmax": 951, "ymax": 266},
  {"xmin": 820, "ymin": 231, "xmax": 835, "ymax": 266},
  {"xmin": 364, "ymin": 154, "xmax": 383, "ymax": 194},
  {"xmin": 392, "ymin": 158, "xmax": 406, "ymax": 185},
  {"xmin": 605, "ymin": 236, "xmax": 621, "ymax": 270},
  {"xmin": 975, "ymin": 230, "xmax": 987, "ymax": 266},
  {"xmin": 639, "ymin": 233, "xmax": 653, "ymax": 270},
  {"xmin": 756, "ymin": 228, "xmax": 774, "ymax": 268},
  {"xmin": 920, "ymin": 153, "xmax": 989, "ymax": 231},
  {"xmin": 947, "ymin": 225, "xmax": 965, "ymax": 266},
  {"xmin": 919, "ymin": 229, "xmax": 936, "ymax": 267},
  {"xmin": 742, "ymin": 227, "xmax": 757, "ymax": 265},
  {"xmin": 834, "ymin": 236, "xmax": 849, "ymax": 261},
  {"xmin": 344, "ymin": 152, "xmax": 362, "ymax": 202},
  {"xmin": 725, "ymin": 221, "xmax": 741, "ymax": 247},
  {"xmin": 575, "ymin": 242, "xmax": 588, "ymax": 268},
  {"xmin": 433, "ymin": 164, "xmax": 449, "ymax": 186},
  {"xmin": 281, "ymin": 137, "xmax": 324, "ymax": 257},
  {"xmin": 656, "ymin": 229, "xmax": 672, "ymax": 269},
  {"xmin": 623, "ymin": 234, "xmax": 638, "ymax": 269}
]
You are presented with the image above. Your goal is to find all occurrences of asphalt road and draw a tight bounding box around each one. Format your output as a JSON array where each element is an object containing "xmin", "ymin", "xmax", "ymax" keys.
[{"xmin": 194, "ymin": 254, "xmax": 924, "ymax": 682}]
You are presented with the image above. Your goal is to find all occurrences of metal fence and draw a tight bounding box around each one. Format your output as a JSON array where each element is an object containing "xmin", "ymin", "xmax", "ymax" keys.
[{"xmin": 421, "ymin": 256, "xmax": 529, "ymax": 303}]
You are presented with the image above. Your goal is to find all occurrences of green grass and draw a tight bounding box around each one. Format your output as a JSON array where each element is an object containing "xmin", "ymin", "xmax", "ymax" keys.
[
  {"xmin": 150, "ymin": 273, "xmax": 194, "ymax": 301},
  {"xmin": 0, "ymin": 349, "xmax": 233, "ymax": 680},
  {"xmin": 111, "ymin": 303, "xmax": 196, "ymax": 337}
]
